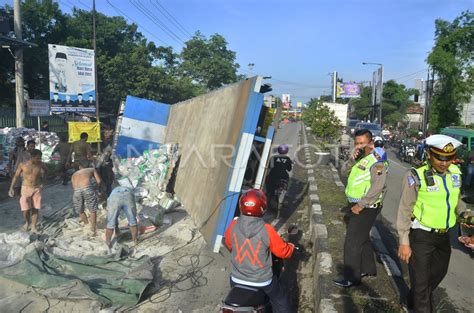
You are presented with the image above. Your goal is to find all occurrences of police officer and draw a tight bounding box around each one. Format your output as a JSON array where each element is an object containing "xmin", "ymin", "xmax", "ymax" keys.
[
  {"xmin": 333, "ymin": 128, "xmax": 388, "ymax": 288},
  {"xmin": 397, "ymin": 134, "xmax": 472, "ymax": 313}
]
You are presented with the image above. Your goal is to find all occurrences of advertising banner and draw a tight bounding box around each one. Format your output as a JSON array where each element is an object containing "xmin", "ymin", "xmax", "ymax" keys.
[
  {"xmin": 297, "ymin": 101, "xmax": 302, "ymax": 108},
  {"xmin": 281, "ymin": 94, "xmax": 290, "ymax": 105},
  {"xmin": 336, "ymin": 82, "xmax": 361, "ymax": 98},
  {"xmin": 68, "ymin": 122, "xmax": 101, "ymax": 143},
  {"xmin": 375, "ymin": 67, "xmax": 383, "ymax": 106},
  {"xmin": 49, "ymin": 44, "xmax": 96, "ymax": 113},
  {"xmin": 27, "ymin": 99, "xmax": 50, "ymax": 117}
]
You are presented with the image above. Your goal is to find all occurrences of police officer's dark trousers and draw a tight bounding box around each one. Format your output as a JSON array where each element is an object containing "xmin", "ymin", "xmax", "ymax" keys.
[
  {"xmin": 408, "ymin": 229, "xmax": 451, "ymax": 313},
  {"xmin": 343, "ymin": 206, "xmax": 381, "ymax": 283}
]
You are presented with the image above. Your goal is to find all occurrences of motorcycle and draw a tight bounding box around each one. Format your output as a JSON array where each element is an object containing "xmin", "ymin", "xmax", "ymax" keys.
[
  {"xmin": 404, "ymin": 144, "xmax": 416, "ymax": 164},
  {"xmin": 221, "ymin": 225, "xmax": 299, "ymax": 313},
  {"xmin": 267, "ymin": 178, "xmax": 288, "ymax": 217},
  {"xmin": 339, "ymin": 146, "xmax": 350, "ymax": 162}
]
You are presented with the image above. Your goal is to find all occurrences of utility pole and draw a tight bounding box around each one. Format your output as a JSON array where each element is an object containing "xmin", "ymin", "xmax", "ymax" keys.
[
  {"xmin": 332, "ymin": 71, "xmax": 337, "ymax": 103},
  {"xmin": 422, "ymin": 68, "xmax": 430, "ymax": 135},
  {"xmin": 14, "ymin": 0, "xmax": 24, "ymax": 128},
  {"xmin": 92, "ymin": 0, "xmax": 101, "ymax": 152},
  {"xmin": 379, "ymin": 65, "xmax": 384, "ymax": 126}
]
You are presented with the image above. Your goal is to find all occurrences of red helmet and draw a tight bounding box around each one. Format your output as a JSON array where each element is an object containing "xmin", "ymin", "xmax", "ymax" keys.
[{"xmin": 239, "ymin": 189, "xmax": 267, "ymax": 217}]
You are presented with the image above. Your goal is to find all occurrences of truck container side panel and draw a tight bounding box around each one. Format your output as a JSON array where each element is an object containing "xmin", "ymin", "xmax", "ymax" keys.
[
  {"xmin": 165, "ymin": 80, "xmax": 251, "ymax": 245},
  {"xmin": 212, "ymin": 88, "xmax": 264, "ymax": 252},
  {"xmin": 116, "ymin": 95, "xmax": 170, "ymax": 157}
]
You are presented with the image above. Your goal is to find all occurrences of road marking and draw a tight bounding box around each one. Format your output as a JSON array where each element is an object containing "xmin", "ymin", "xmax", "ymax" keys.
[{"xmin": 389, "ymin": 158, "xmax": 409, "ymax": 169}]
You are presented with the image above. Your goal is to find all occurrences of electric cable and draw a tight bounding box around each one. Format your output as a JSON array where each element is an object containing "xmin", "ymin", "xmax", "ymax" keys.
[
  {"xmin": 129, "ymin": 0, "xmax": 185, "ymax": 46},
  {"xmin": 105, "ymin": 0, "xmax": 168, "ymax": 45},
  {"xmin": 151, "ymin": 0, "xmax": 193, "ymax": 38}
]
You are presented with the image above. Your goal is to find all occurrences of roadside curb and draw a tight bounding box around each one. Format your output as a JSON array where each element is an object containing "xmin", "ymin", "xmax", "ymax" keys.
[{"xmin": 302, "ymin": 125, "xmax": 335, "ymax": 313}]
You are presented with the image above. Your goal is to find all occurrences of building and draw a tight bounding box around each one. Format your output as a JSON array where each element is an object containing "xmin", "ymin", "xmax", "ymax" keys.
[
  {"xmin": 406, "ymin": 104, "xmax": 423, "ymax": 129},
  {"xmin": 461, "ymin": 95, "xmax": 474, "ymax": 126}
]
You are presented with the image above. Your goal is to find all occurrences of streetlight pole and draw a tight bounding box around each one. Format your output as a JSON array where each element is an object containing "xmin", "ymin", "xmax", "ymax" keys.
[{"xmin": 362, "ymin": 62, "xmax": 383, "ymax": 126}]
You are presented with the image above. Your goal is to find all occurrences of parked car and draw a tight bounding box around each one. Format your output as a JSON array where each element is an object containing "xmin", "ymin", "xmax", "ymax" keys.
[
  {"xmin": 354, "ymin": 122, "xmax": 382, "ymax": 137},
  {"xmin": 347, "ymin": 119, "xmax": 361, "ymax": 135}
]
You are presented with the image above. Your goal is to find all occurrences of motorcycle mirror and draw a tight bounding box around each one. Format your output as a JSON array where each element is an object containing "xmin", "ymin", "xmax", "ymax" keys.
[{"xmin": 287, "ymin": 224, "xmax": 298, "ymax": 235}]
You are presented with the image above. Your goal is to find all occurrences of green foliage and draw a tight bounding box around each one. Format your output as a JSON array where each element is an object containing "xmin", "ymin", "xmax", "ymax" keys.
[
  {"xmin": 303, "ymin": 98, "xmax": 341, "ymax": 144},
  {"xmin": 428, "ymin": 11, "xmax": 474, "ymax": 130},
  {"xmin": 381, "ymin": 80, "xmax": 417, "ymax": 127},
  {"xmin": 350, "ymin": 81, "xmax": 416, "ymax": 127},
  {"xmin": 181, "ymin": 32, "xmax": 240, "ymax": 91},
  {"xmin": 350, "ymin": 86, "xmax": 372, "ymax": 120},
  {"xmin": 0, "ymin": 1, "xmax": 240, "ymax": 112}
]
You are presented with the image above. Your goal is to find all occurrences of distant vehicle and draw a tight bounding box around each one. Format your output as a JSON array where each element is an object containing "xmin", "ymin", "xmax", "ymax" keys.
[
  {"xmin": 347, "ymin": 119, "xmax": 361, "ymax": 135},
  {"xmin": 354, "ymin": 122, "xmax": 382, "ymax": 137}
]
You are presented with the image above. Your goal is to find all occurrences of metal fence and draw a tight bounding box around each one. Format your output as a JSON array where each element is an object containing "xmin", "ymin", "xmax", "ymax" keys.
[{"xmin": 0, "ymin": 107, "xmax": 68, "ymax": 134}]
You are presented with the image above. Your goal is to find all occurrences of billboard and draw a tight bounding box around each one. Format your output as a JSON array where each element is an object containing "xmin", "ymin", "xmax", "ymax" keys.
[
  {"xmin": 27, "ymin": 99, "xmax": 50, "ymax": 117},
  {"xmin": 281, "ymin": 94, "xmax": 290, "ymax": 105},
  {"xmin": 336, "ymin": 82, "xmax": 361, "ymax": 98},
  {"xmin": 374, "ymin": 67, "xmax": 383, "ymax": 106},
  {"xmin": 68, "ymin": 122, "xmax": 101, "ymax": 143},
  {"xmin": 48, "ymin": 44, "xmax": 96, "ymax": 113}
]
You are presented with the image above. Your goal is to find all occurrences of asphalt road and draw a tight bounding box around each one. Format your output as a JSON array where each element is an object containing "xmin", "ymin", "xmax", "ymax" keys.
[{"xmin": 382, "ymin": 148, "xmax": 473, "ymax": 312}]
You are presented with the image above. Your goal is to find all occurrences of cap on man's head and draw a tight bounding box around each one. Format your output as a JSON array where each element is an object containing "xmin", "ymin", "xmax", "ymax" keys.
[{"xmin": 426, "ymin": 134, "xmax": 462, "ymax": 160}]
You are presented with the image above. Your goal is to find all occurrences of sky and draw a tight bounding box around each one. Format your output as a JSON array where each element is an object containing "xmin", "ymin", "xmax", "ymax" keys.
[{"xmin": 2, "ymin": 0, "xmax": 473, "ymax": 104}]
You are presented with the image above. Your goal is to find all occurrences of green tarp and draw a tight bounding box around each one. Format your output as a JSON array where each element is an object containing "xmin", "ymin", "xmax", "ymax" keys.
[{"xmin": 0, "ymin": 248, "xmax": 153, "ymax": 306}]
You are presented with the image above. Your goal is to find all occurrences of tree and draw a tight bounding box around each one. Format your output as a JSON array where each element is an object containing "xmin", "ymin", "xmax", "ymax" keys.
[
  {"xmin": 350, "ymin": 86, "xmax": 372, "ymax": 120},
  {"xmin": 303, "ymin": 98, "xmax": 341, "ymax": 143},
  {"xmin": 0, "ymin": 1, "xmax": 241, "ymax": 113},
  {"xmin": 350, "ymin": 81, "xmax": 417, "ymax": 127},
  {"xmin": 181, "ymin": 32, "xmax": 240, "ymax": 90},
  {"xmin": 427, "ymin": 11, "xmax": 474, "ymax": 130},
  {"xmin": 381, "ymin": 80, "xmax": 418, "ymax": 127}
]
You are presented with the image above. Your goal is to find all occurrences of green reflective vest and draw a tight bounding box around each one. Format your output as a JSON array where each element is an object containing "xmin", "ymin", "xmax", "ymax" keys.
[
  {"xmin": 345, "ymin": 153, "xmax": 382, "ymax": 203},
  {"xmin": 413, "ymin": 164, "xmax": 461, "ymax": 229}
]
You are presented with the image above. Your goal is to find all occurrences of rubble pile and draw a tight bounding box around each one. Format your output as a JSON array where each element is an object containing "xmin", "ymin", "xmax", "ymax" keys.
[
  {"xmin": 0, "ymin": 127, "xmax": 61, "ymax": 175},
  {"xmin": 114, "ymin": 144, "xmax": 181, "ymax": 226}
]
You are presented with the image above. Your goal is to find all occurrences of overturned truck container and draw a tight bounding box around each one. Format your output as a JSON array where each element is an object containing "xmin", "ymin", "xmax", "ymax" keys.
[{"xmin": 115, "ymin": 76, "xmax": 275, "ymax": 252}]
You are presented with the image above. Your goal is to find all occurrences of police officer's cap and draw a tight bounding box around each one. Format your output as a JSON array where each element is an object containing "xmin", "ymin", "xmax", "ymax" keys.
[{"xmin": 425, "ymin": 134, "xmax": 462, "ymax": 160}]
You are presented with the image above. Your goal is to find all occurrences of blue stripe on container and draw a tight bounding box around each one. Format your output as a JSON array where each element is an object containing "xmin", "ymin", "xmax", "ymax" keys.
[
  {"xmin": 124, "ymin": 95, "xmax": 170, "ymax": 126},
  {"xmin": 267, "ymin": 126, "xmax": 275, "ymax": 140},
  {"xmin": 115, "ymin": 135, "xmax": 162, "ymax": 158},
  {"xmin": 211, "ymin": 81, "xmax": 264, "ymax": 249},
  {"xmin": 254, "ymin": 135, "xmax": 266, "ymax": 143}
]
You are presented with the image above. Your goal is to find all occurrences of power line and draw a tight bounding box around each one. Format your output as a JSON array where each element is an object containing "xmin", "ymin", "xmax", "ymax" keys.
[
  {"xmin": 105, "ymin": 0, "xmax": 168, "ymax": 45},
  {"xmin": 392, "ymin": 69, "xmax": 427, "ymax": 82},
  {"xmin": 77, "ymin": 0, "xmax": 92, "ymax": 10},
  {"xmin": 58, "ymin": 0, "xmax": 74, "ymax": 11},
  {"xmin": 151, "ymin": 0, "xmax": 193, "ymax": 38},
  {"xmin": 129, "ymin": 0, "xmax": 185, "ymax": 46}
]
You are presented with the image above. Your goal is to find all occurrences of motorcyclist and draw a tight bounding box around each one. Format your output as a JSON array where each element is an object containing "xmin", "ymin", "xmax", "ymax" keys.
[
  {"xmin": 224, "ymin": 189, "xmax": 295, "ymax": 313},
  {"xmin": 340, "ymin": 129, "xmax": 351, "ymax": 155},
  {"xmin": 266, "ymin": 145, "xmax": 293, "ymax": 198},
  {"xmin": 374, "ymin": 136, "xmax": 385, "ymax": 150}
]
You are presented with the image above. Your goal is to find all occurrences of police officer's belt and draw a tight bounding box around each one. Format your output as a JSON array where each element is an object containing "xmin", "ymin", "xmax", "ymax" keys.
[{"xmin": 410, "ymin": 217, "xmax": 449, "ymax": 233}]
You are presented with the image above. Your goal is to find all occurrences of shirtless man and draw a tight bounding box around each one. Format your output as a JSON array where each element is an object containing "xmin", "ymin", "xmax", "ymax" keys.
[
  {"xmin": 68, "ymin": 132, "xmax": 92, "ymax": 170},
  {"xmin": 8, "ymin": 137, "xmax": 29, "ymax": 196},
  {"xmin": 8, "ymin": 149, "xmax": 47, "ymax": 233},
  {"xmin": 52, "ymin": 136, "xmax": 71, "ymax": 185},
  {"xmin": 71, "ymin": 161, "xmax": 102, "ymax": 235}
]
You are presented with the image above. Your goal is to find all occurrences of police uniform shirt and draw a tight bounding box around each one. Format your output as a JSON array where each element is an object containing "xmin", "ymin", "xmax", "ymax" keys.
[
  {"xmin": 342, "ymin": 157, "xmax": 388, "ymax": 208},
  {"xmin": 396, "ymin": 170, "xmax": 467, "ymax": 245}
]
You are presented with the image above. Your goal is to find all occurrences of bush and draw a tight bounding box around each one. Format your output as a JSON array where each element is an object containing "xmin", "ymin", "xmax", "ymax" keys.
[{"xmin": 303, "ymin": 100, "xmax": 342, "ymax": 144}]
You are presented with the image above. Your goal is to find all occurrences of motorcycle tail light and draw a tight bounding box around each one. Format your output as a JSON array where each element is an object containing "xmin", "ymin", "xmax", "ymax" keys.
[{"xmin": 221, "ymin": 308, "xmax": 236, "ymax": 313}]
